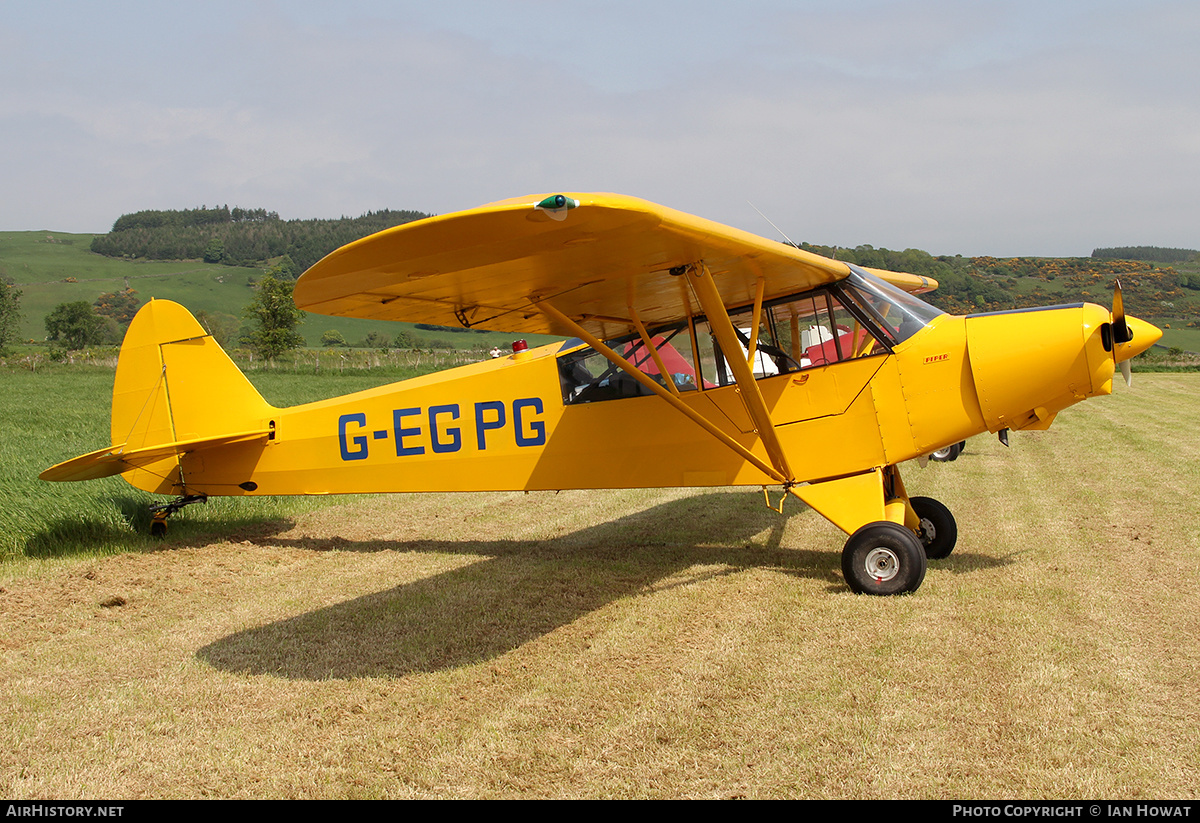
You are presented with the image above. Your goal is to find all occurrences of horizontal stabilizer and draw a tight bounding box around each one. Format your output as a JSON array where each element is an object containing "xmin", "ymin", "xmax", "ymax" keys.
[{"xmin": 40, "ymin": 429, "xmax": 271, "ymax": 483}]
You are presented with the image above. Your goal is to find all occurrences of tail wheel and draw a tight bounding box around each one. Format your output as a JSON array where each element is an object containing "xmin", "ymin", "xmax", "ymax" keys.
[
  {"xmin": 910, "ymin": 496, "xmax": 957, "ymax": 559},
  {"xmin": 841, "ymin": 522, "xmax": 927, "ymax": 595}
]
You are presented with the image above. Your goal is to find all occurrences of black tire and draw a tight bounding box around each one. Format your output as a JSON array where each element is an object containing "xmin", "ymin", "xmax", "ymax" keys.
[
  {"xmin": 841, "ymin": 522, "xmax": 927, "ymax": 595},
  {"xmin": 910, "ymin": 496, "xmax": 957, "ymax": 560},
  {"xmin": 929, "ymin": 443, "xmax": 961, "ymax": 462},
  {"xmin": 151, "ymin": 520, "xmax": 167, "ymax": 538}
]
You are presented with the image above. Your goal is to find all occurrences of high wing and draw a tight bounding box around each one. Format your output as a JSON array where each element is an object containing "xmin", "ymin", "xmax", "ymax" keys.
[{"xmin": 295, "ymin": 192, "xmax": 936, "ymax": 338}]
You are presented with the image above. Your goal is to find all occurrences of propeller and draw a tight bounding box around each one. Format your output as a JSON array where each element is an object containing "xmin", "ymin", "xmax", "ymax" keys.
[{"xmin": 1111, "ymin": 280, "xmax": 1134, "ymax": 387}]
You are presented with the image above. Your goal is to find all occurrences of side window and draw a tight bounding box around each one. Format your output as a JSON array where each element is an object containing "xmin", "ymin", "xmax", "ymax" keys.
[
  {"xmin": 766, "ymin": 289, "xmax": 889, "ymax": 369},
  {"xmin": 694, "ymin": 309, "xmax": 801, "ymax": 387},
  {"xmin": 823, "ymin": 292, "xmax": 889, "ymax": 361},
  {"xmin": 557, "ymin": 324, "xmax": 703, "ymax": 405},
  {"xmin": 556, "ymin": 284, "xmax": 897, "ymax": 403}
]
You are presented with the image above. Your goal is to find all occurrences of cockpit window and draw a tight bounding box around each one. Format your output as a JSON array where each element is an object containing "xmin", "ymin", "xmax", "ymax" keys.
[{"xmin": 838, "ymin": 265, "xmax": 944, "ymax": 345}]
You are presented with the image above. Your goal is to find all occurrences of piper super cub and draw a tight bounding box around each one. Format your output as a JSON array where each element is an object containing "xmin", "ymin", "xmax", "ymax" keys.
[{"xmin": 42, "ymin": 193, "xmax": 1160, "ymax": 595}]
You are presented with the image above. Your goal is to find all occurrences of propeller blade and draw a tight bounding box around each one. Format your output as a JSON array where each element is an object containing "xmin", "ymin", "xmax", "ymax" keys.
[
  {"xmin": 1119, "ymin": 358, "xmax": 1132, "ymax": 387},
  {"xmin": 1112, "ymin": 280, "xmax": 1132, "ymax": 344}
]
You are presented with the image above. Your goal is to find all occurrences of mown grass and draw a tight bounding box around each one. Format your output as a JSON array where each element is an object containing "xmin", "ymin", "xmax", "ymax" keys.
[{"xmin": 2, "ymin": 369, "xmax": 1197, "ymax": 798}]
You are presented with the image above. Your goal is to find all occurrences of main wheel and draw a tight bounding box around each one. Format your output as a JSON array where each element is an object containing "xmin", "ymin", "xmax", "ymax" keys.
[
  {"xmin": 841, "ymin": 522, "xmax": 927, "ymax": 595},
  {"xmin": 929, "ymin": 442, "xmax": 961, "ymax": 462},
  {"xmin": 910, "ymin": 496, "xmax": 957, "ymax": 559}
]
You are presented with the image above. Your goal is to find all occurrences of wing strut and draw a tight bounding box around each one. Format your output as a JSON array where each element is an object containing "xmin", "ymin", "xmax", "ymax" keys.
[
  {"xmin": 629, "ymin": 308, "xmax": 681, "ymax": 397},
  {"xmin": 746, "ymin": 276, "xmax": 766, "ymax": 367},
  {"xmin": 686, "ymin": 263, "xmax": 796, "ymax": 483},
  {"xmin": 533, "ymin": 299, "xmax": 788, "ymax": 484}
]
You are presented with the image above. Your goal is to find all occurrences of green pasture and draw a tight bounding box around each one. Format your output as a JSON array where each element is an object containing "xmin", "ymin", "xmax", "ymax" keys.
[{"xmin": 0, "ymin": 231, "xmax": 559, "ymax": 351}]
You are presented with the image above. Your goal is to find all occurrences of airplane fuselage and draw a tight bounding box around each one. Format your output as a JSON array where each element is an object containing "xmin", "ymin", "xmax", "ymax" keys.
[{"xmin": 141, "ymin": 299, "xmax": 1143, "ymax": 504}]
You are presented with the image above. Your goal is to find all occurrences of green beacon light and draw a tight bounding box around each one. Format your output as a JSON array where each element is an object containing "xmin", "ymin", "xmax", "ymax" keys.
[{"xmin": 535, "ymin": 194, "xmax": 578, "ymax": 221}]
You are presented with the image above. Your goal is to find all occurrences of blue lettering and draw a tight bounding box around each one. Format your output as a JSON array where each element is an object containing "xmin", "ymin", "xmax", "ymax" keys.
[
  {"xmin": 475, "ymin": 401, "xmax": 506, "ymax": 450},
  {"xmin": 513, "ymin": 397, "xmax": 546, "ymax": 446},
  {"xmin": 339, "ymin": 413, "xmax": 368, "ymax": 461},
  {"xmin": 393, "ymin": 408, "xmax": 425, "ymax": 456},
  {"xmin": 343, "ymin": 398, "xmax": 548, "ymax": 458},
  {"xmin": 429, "ymin": 404, "xmax": 461, "ymax": 453}
]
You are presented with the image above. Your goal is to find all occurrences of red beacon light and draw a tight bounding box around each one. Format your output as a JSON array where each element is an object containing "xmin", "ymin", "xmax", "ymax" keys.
[{"xmin": 511, "ymin": 339, "xmax": 528, "ymax": 353}]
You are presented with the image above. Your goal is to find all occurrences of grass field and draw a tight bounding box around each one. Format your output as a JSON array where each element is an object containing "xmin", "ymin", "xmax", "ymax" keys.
[{"xmin": 1, "ymin": 369, "xmax": 1198, "ymax": 798}]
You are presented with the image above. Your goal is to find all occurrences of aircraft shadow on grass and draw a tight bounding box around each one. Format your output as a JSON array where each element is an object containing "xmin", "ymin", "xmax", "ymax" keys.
[{"xmin": 195, "ymin": 493, "xmax": 1004, "ymax": 681}]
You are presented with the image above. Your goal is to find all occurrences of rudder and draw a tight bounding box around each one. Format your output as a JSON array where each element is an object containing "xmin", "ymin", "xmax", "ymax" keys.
[{"xmin": 110, "ymin": 300, "xmax": 275, "ymax": 494}]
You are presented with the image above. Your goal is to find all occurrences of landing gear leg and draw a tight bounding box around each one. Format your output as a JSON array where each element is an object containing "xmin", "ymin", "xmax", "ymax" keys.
[
  {"xmin": 790, "ymin": 468, "xmax": 932, "ymax": 595},
  {"xmin": 148, "ymin": 494, "xmax": 207, "ymax": 537}
]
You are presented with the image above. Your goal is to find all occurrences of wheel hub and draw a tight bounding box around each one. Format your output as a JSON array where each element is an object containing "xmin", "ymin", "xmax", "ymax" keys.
[{"xmin": 864, "ymin": 547, "xmax": 900, "ymax": 582}]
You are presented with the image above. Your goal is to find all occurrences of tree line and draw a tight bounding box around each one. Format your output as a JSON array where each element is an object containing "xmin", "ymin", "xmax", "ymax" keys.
[
  {"xmin": 91, "ymin": 207, "xmax": 432, "ymax": 272},
  {"xmin": 0, "ymin": 278, "xmax": 20, "ymax": 355},
  {"xmin": 1092, "ymin": 246, "xmax": 1198, "ymax": 263},
  {"xmin": 109, "ymin": 205, "xmax": 279, "ymax": 232}
]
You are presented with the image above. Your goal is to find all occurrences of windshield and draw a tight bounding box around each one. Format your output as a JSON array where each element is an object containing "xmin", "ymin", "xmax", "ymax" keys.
[{"xmin": 839, "ymin": 265, "xmax": 944, "ymax": 344}]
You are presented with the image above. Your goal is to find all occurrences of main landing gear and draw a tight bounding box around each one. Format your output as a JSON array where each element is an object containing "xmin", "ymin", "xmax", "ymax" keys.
[
  {"xmin": 148, "ymin": 494, "xmax": 207, "ymax": 537},
  {"xmin": 839, "ymin": 487, "xmax": 957, "ymax": 594},
  {"xmin": 839, "ymin": 496, "xmax": 958, "ymax": 594},
  {"xmin": 910, "ymin": 496, "xmax": 957, "ymax": 560},
  {"xmin": 929, "ymin": 440, "xmax": 967, "ymax": 462},
  {"xmin": 842, "ymin": 522, "xmax": 927, "ymax": 595},
  {"xmin": 794, "ymin": 466, "xmax": 958, "ymax": 595}
]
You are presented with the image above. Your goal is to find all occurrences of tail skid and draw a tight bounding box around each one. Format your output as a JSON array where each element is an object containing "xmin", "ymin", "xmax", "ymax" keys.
[{"xmin": 41, "ymin": 300, "xmax": 276, "ymax": 495}]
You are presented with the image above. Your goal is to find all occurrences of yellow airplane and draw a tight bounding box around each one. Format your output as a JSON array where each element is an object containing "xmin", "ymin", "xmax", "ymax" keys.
[{"xmin": 41, "ymin": 193, "xmax": 1161, "ymax": 595}]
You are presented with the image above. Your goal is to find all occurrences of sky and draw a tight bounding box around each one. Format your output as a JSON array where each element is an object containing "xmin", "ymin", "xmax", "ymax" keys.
[{"xmin": 3, "ymin": 0, "xmax": 1198, "ymax": 257}]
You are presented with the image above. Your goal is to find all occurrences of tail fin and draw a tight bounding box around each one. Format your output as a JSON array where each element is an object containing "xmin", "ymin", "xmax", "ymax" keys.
[{"xmin": 42, "ymin": 300, "xmax": 275, "ymax": 493}]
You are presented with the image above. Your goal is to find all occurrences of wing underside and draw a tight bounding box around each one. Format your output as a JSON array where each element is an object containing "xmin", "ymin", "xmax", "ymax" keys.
[{"xmin": 294, "ymin": 193, "xmax": 936, "ymax": 339}]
